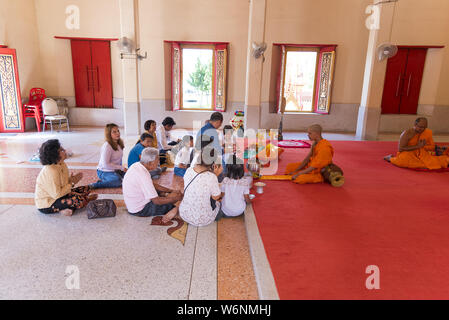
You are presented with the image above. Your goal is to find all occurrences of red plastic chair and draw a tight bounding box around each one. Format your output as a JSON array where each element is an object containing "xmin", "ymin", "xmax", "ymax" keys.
[{"xmin": 23, "ymin": 88, "xmax": 46, "ymax": 131}]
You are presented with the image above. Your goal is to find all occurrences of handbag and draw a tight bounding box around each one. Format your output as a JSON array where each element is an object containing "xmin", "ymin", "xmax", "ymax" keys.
[
  {"xmin": 86, "ymin": 199, "xmax": 117, "ymax": 219},
  {"xmin": 184, "ymin": 170, "xmax": 218, "ymax": 211},
  {"xmin": 114, "ymin": 169, "xmax": 126, "ymax": 181}
]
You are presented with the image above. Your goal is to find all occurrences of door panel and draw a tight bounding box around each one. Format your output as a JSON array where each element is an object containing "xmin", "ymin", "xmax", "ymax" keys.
[
  {"xmin": 71, "ymin": 40, "xmax": 94, "ymax": 107},
  {"xmin": 399, "ymin": 48, "xmax": 427, "ymax": 114},
  {"xmin": 91, "ymin": 41, "xmax": 113, "ymax": 108},
  {"xmin": 381, "ymin": 48, "xmax": 408, "ymax": 114},
  {"xmin": 0, "ymin": 48, "xmax": 24, "ymax": 132}
]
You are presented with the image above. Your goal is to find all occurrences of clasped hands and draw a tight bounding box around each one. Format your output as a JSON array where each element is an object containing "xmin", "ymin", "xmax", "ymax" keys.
[
  {"xmin": 70, "ymin": 172, "xmax": 83, "ymax": 186},
  {"xmin": 417, "ymin": 139, "xmax": 427, "ymax": 148}
]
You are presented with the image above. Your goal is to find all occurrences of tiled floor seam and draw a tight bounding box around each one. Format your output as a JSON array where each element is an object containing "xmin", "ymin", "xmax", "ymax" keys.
[
  {"xmin": 187, "ymin": 227, "xmax": 199, "ymax": 300},
  {"xmin": 189, "ymin": 224, "xmax": 217, "ymax": 299},
  {"xmin": 0, "ymin": 205, "xmax": 14, "ymax": 216}
]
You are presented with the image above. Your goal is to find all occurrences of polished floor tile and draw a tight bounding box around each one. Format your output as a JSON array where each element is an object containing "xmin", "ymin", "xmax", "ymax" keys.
[{"xmin": 0, "ymin": 205, "xmax": 209, "ymax": 300}]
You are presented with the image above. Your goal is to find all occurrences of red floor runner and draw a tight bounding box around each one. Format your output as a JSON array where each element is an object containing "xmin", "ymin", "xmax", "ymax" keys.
[{"xmin": 251, "ymin": 141, "xmax": 449, "ymax": 299}]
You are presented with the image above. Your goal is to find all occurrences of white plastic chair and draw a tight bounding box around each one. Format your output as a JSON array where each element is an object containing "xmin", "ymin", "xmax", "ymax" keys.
[{"xmin": 42, "ymin": 98, "xmax": 70, "ymax": 132}]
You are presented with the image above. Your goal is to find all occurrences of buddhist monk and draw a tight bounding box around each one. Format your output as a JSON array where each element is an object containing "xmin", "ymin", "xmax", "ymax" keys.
[
  {"xmin": 285, "ymin": 124, "xmax": 334, "ymax": 184},
  {"xmin": 384, "ymin": 117, "xmax": 449, "ymax": 170}
]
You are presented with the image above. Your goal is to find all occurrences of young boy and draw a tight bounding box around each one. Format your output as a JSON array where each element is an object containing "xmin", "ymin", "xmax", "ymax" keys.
[
  {"xmin": 174, "ymin": 135, "xmax": 194, "ymax": 177},
  {"xmin": 128, "ymin": 133, "xmax": 165, "ymax": 179}
]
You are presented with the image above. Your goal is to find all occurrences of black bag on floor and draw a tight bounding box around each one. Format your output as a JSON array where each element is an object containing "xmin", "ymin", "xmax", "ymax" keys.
[
  {"xmin": 114, "ymin": 169, "xmax": 126, "ymax": 181},
  {"xmin": 87, "ymin": 199, "xmax": 117, "ymax": 219}
]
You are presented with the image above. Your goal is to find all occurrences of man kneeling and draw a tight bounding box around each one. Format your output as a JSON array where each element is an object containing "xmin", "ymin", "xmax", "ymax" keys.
[{"xmin": 123, "ymin": 147, "xmax": 182, "ymax": 223}]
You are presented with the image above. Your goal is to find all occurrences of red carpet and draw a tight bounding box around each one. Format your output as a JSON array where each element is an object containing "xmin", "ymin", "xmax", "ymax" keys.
[{"xmin": 251, "ymin": 141, "xmax": 449, "ymax": 299}]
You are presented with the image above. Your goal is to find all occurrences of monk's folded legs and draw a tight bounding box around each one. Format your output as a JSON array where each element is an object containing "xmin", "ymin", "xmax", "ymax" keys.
[
  {"xmin": 285, "ymin": 162, "xmax": 303, "ymax": 175},
  {"xmin": 292, "ymin": 172, "xmax": 324, "ymax": 184}
]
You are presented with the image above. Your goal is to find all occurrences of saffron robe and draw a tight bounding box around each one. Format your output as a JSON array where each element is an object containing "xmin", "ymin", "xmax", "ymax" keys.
[
  {"xmin": 390, "ymin": 129, "xmax": 448, "ymax": 170},
  {"xmin": 285, "ymin": 139, "xmax": 334, "ymax": 184}
]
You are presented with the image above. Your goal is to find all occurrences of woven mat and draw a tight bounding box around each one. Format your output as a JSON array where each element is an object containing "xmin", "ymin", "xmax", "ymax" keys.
[{"xmin": 151, "ymin": 216, "xmax": 188, "ymax": 245}]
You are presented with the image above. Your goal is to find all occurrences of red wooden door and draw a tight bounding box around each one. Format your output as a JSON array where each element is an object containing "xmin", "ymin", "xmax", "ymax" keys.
[
  {"xmin": 71, "ymin": 40, "xmax": 94, "ymax": 107},
  {"xmin": 381, "ymin": 48, "xmax": 427, "ymax": 114},
  {"xmin": 399, "ymin": 48, "xmax": 427, "ymax": 114},
  {"xmin": 70, "ymin": 40, "xmax": 113, "ymax": 108},
  {"xmin": 91, "ymin": 41, "xmax": 113, "ymax": 108},
  {"xmin": 381, "ymin": 48, "xmax": 408, "ymax": 114}
]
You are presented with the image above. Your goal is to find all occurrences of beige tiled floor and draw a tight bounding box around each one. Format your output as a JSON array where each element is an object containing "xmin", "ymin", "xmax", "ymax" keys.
[{"xmin": 0, "ymin": 126, "xmax": 257, "ymax": 300}]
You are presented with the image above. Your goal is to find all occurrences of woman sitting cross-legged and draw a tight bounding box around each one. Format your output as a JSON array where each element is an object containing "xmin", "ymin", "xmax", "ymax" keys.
[
  {"xmin": 35, "ymin": 139, "xmax": 98, "ymax": 216},
  {"xmin": 90, "ymin": 123, "xmax": 126, "ymax": 189},
  {"xmin": 144, "ymin": 119, "xmax": 158, "ymax": 149},
  {"xmin": 123, "ymin": 147, "xmax": 183, "ymax": 222},
  {"xmin": 179, "ymin": 136, "xmax": 223, "ymax": 227}
]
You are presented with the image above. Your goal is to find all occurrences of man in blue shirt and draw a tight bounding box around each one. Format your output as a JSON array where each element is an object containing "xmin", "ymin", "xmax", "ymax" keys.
[
  {"xmin": 128, "ymin": 133, "xmax": 165, "ymax": 178},
  {"xmin": 196, "ymin": 112, "xmax": 223, "ymax": 156},
  {"xmin": 196, "ymin": 112, "xmax": 224, "ymax": 181}
]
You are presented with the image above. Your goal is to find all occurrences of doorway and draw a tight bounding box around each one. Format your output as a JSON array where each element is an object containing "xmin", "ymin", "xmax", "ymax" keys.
[
  {"xmin": 381, "ymin": 48, "xmax": 428, "ymax": 114},
  {"xmin": 70, "ymin": 40, "xmax": 113, "ymax": 108}
]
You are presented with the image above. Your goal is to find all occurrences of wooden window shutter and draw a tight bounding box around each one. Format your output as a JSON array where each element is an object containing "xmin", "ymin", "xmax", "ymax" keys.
[
  {"xmin": 213, "ymin": 44, "xmax": 227, "ymax": 112},
  {"xmin": 276, "ymin": 45, "xmax": 287, "ymax": 113},
  {"xmin": 314, "ymin": 46, "xmax": 336, "ymax": 114},
  {"xmin": 171, "ymin": 42, "xmax": 182, "ymax": 111}
]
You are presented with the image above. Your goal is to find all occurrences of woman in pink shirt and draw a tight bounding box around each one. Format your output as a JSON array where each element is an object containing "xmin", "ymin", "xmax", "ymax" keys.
[{"xmin": 90, "ymin": 123, "xmax": 126, "ymax": 189}]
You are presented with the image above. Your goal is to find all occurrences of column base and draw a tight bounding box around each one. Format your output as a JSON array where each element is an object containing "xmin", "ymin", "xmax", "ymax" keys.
[
  {"xmin": 356, "ymin": 106, "xmax": 381, "ymax": 141},
  {"xmin": 123, "ymin": 101, "xmax": 140, "ymax": 135}
]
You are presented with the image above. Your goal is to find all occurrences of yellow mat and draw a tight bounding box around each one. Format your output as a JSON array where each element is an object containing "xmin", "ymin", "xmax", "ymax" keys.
[{"xmin": 260, "ymin": 175, "xmax": 292, "ymax": 181}]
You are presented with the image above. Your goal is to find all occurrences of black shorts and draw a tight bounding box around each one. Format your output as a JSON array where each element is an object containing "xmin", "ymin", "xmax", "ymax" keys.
[{"xmin": 128, "ymin": 201, "xmax": 175, "ymax": 217}]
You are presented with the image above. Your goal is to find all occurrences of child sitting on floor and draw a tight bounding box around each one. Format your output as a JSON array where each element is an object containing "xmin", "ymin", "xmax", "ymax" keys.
[
  {"xmin": 216, "ymin": 154, "xmax": 252, "ymax": 220},
  {"xmin": 174, "ymin": 135, "xmax": 194, "ymax": 177}
]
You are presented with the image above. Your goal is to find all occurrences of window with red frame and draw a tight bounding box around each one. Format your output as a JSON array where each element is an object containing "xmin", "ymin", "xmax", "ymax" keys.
[
  {"xmin": 275, "ymin": 44, "xmax": 337, "ymax": 114},
  {"xmin": 167, "ymin": 41, "xmax": 228, "ymax": 112}
]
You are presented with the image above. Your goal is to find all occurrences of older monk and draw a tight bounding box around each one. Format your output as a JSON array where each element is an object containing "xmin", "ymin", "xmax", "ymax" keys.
[
  {"xmin": 285, "ymin": 124, "xmax": 334, "ymax": 184},
  {"xmin": 384, "ymin": 117, "xmax": 449, "ymax": 169}
]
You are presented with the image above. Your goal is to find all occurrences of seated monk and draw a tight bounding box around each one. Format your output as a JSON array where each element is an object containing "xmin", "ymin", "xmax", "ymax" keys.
[
  {"xmin": 285, "ymin": 124, "xmax": 334, "ymax": 184},
  {"xmin": 384, "ymin": 117, "xmax": 449, "ymax": 170}
]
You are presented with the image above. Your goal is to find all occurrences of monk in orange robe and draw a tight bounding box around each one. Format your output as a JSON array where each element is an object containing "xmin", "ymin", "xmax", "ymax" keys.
[
  {"xmin": 285, "ymin": 124, "xmax": 334, "ymax": 184},
  {"xmin": 384, "ymin": 117, "xmax": 449, "ymax": 170}
]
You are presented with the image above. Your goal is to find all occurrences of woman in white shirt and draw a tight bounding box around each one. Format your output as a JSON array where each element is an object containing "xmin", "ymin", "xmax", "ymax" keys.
[
  {"xmin": 90, "ymin": 123, "xmax": 126, "ymax": 189},
  {"xmin": 179, "ymin": 136, "xmax": 223, "ymax": 227}
]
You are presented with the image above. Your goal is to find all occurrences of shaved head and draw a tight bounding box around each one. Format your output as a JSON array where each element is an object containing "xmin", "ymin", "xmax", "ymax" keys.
[
  {"xmin": 415, "ymin": 117, "xmax": 427, "ymax": 125},
  {"xmin": 307, "ymin": 124, "xmax": 323, "ymax": 142},
  {"xmin": 308, "ymin": 124, "xmax": 323, "ymax": 134},
  {"xmin": 413, "ymin": 117, "xmax": 428, "ymax": 134}
]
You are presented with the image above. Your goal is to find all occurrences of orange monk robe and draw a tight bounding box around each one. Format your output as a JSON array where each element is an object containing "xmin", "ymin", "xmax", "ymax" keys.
[
  {"xmin": 285, "ymin": 139, "xmax": 334, "ymax": 184},
  {"xmin": 390, "ymin": 128, "xmax": 448, "ymax": 170}
]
